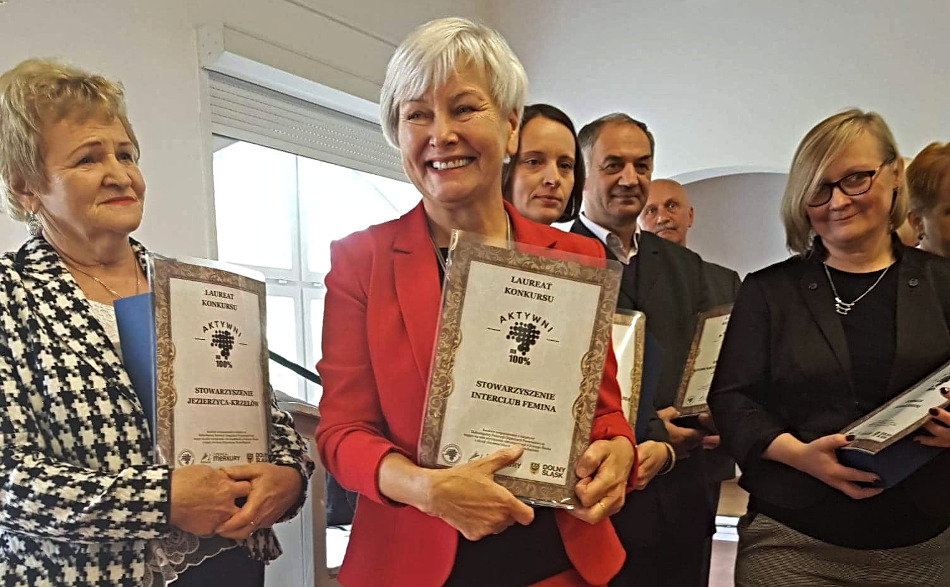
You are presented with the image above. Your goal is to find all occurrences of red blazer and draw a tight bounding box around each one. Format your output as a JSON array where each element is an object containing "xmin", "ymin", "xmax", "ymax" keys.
[{"xmin": 316, "ymin": 201, "xmax": 637, "ymax": 587}]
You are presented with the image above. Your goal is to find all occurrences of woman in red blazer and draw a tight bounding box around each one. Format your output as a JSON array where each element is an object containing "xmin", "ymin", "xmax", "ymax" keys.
[{"xmin": 316, "ymin": 17, "xmax": 637, "ymax": 587}]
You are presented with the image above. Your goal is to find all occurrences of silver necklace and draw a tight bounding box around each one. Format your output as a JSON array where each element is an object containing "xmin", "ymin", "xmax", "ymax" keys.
[
  {"xmin": 822, "ymin": 262, "xmax": 891, "ymax": 316},
  {"xmin": 429, "ymin": 214, "xmax": 513, "ymax": 273}
]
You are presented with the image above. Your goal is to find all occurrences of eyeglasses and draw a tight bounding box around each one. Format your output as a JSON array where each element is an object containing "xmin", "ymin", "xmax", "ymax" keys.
[{"xmin": 806, "ymin": 158, "xmax": 894, "ymax": 207}]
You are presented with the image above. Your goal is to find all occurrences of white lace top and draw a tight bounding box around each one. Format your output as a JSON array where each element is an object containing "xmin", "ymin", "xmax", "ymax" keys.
[{"xmin": 87, "ymin": 300, "xmax": 123, "ymax": 359}]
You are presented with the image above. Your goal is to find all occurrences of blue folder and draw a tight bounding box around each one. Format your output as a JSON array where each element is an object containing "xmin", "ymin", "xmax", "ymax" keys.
[
  {"xmin": 837, "ymin": 437, "xmax": 944, "ymax": 489},
  {"xmin": 114, "ymin": 293, "xmax": 157, "ymax": 437}
]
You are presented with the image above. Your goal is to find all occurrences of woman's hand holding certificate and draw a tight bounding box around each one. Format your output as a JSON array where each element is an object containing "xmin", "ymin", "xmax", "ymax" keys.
[
  {"xmin": 915, "ymin": 388, "xmax": 950, "ymax": 448},
  {"xmin": 423, "ymin": 445, "xmax": 536, "ymax": 541},
  {"xmin": 170, "ymin": 465, "xmax": 252, "ymax": 536},
  {"xmin": 215, "ymin": 463, "xmax": 306, "ymax": 540},
  {"xmin": 764, "ymin": 433, "xmax": 883, "ymax": 500}
]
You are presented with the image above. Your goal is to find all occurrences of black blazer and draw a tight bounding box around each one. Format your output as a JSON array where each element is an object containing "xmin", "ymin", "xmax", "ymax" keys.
[
  {"xmin": 708, "ymin": 242, "xmax": 950, "ymax": 515},
  {"xmin": 570, "ymin": 221, "xmax": 717, "ymax": 544},
  {"xmin": 570, "ymin": 224, "xmax": 709, "ymax": 436},
  {"xmin": 702, "ymin": 260, "xmax": 742, "ymax": 309}
]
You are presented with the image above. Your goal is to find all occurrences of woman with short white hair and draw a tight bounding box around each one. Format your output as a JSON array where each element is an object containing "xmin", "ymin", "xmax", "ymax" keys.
[
  {"xmin": 317, "ymin": 17, "xmax": 637, "ymax": 587},
  {"xmin": 709, "ymin": 110, "xmax": 950, "ymax": 586}
]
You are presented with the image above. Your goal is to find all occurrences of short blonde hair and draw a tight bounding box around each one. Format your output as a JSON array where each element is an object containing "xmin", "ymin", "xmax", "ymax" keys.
[
  {"xmin": 781, "ymin": 109, "xmax": 906, "ymax": 255},
  {"xmin": 906, "ymin": 142, "xmax": 950, "ymax": 215},
  {"xmin": 379, "ymin": 17, "xmax": 527, "ymax": 148},
  {"xmin": 0, "ymin": 58, "xmax": 139, "ymax": 222}
]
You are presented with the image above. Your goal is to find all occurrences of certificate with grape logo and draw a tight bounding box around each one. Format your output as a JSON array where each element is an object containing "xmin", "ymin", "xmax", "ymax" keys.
[
  {"xmin": 837, "ymin": 358, "xmax": 950, "ymax": 487},
  {"xmin": 418, "ymin": 232, "xmax": 621, "ymax": 508},
  {"xmin": 115, "ymin": 255, "xmax": 272, "ymax": 469},
  {"xmin": 674, "ymin": 305, "xmax": 732, "ymax": 417}
]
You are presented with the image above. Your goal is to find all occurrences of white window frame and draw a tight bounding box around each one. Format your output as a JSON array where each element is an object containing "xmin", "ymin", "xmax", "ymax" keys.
[{"xmin": 207, "ymin": 71, "xmax": 409, "ymax": 406}]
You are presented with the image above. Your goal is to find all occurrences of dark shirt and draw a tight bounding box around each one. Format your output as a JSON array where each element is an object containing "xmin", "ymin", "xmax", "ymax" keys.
[
  {"xmin": 755, "ymin": 260, "xmax": 948, "ymax": 548},
  {"xmin": 616, "ymin": 256, "xmax": 639, "ymax": 311},
  {"xmin": 436, "ymin": 249, "xmax": 573, "ymax": 583},
  {"xmin": 832, "ymin": 265, "xmax": 897, "ymax": 414}
]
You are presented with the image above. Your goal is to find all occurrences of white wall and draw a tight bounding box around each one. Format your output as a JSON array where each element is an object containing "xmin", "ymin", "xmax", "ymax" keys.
[
  {"xmin": 4, "ymin": 1, "xmax": 948, "ymax": 262},
  {"xmin": 489, "ymin": 0, "xmax": 950, "ymax": 181},
  {"xmin": 680, "ymin": 172, "xmax": 790, "ymax": 278},
  {"xmin": 0, "ymin": 0, "xmax": 482, "ymax": 255},
  {"xmin": 0, "ymin": 0, "xmax": 206, "ymax": 255}
]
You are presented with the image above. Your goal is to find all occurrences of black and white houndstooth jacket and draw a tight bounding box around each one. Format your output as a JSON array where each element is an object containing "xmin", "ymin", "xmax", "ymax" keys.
[{"xmin": 0, "ymin": 237, "xmax": 314, "ymax": 586}]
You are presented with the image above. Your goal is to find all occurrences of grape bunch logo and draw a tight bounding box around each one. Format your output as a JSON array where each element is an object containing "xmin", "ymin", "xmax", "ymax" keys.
[
  {"xmin": 195, "ymin": 321, "xmax": 245, "ymax": 369},
  {"xmin": 211, "ymin": 330, "xmax": 234, "ymax": 359},
  {"xmin": 506, "ymin": 321, "xmax": 540, "ymax": 365}
]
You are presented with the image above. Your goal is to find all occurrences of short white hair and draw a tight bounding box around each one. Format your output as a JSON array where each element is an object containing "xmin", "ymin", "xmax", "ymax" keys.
[{"xmin": 380, "ymin": 17, "xmax": 528, "ymax": 148}]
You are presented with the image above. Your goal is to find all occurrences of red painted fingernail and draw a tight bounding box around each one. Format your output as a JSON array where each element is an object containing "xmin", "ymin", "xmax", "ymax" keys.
[
  {"xmin": 930, "ymin": 408, "xmax": 940, "ymax": 416},
  {"xmin": 845, "ymin": 434, "xmax": 856, "ymax": 442},
  {"xmin": 941, "ymin": 387, "xmax": 949, "ymax": 395}
]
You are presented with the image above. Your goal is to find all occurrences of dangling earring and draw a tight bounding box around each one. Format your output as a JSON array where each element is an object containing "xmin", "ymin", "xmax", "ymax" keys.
[
  {"xmin": 27, "ymin": 210, "xmax": 41, "ymax": 237},
  {"xmin": 503, "ymin": 154, "xmax": 511, "ymax": 165}
]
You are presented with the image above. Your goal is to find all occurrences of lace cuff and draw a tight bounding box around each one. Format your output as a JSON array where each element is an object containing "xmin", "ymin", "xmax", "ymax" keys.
[{"xmin": 145, "ymin": 530, "xmax": 236, "ymax": 586}]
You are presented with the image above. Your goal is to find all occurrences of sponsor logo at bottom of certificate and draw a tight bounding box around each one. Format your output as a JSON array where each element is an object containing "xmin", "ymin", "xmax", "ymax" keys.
[
  {"xmin": 177, "ymin": 449, "xmax": 195, "ymax": 467},
  {"xmin": 441, "ymin": 444, "xmax": 462, "ymax": 464},
  {"xmin": 528, "ymin": 462, "xmax": 566, "ymax": 479}
]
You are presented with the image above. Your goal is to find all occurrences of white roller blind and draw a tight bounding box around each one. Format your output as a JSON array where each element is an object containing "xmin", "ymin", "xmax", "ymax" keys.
[{"xmin": 208, "ymin": 72, "xmax": 405, "ymax": 181}]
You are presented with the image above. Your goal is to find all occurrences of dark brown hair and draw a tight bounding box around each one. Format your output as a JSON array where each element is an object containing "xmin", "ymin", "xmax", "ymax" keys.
[{"xmin": 502, "ymin": 103, "xmax": 584, "ymax": 222}]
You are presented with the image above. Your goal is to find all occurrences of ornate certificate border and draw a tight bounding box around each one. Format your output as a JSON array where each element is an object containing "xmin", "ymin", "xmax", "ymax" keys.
[
  {"xmin": 841, "ymin": 358, "xmax": 950, "ymax": 454},
  {"xmin": 418, "ymin": 235, "xmax": 621, "ymax": 507},
  {"xmin": 149, "ymin": 255, "xmax": 272, "ymax": 467},
  {"xmin": 674, "ymin": 304, "xmax": 732, "ymax": 417},
  {"xmin": 613, "ymin": 310, "xmax": 646, "ymax": 430}
]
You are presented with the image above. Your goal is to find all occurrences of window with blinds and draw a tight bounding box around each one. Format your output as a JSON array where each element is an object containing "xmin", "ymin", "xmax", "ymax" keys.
[{"xmin": 208, "ymin": 71, "xmax": 419, "ymax": 404}]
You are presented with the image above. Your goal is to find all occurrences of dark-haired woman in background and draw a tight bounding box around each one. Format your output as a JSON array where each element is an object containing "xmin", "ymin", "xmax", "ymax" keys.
[{"xmin": 503, "ymin": 103, "xmax": 583, "ymax": 225}]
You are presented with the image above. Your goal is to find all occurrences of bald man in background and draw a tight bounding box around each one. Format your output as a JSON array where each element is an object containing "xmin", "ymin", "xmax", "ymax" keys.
[
  {"xmin": 639, "ymin": 178, "xmax": 740, "ymax": 306},
  {"xmin": 637, "ymin": 179, "xmax": 740, "ymax": 585},
  {"xmin": 638, "ymin": 179, "xmax": 694, "ymax": 247}
]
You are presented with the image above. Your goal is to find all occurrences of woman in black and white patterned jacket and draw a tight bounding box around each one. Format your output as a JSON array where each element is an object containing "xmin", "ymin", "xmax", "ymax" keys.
[{"xmin": 0, "ymin": 59, "xmax": 313, "ymax": 586}]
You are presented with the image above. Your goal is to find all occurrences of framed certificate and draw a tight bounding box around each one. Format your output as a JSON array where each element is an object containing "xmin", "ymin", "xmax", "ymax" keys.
[
  {"xmin": 674, "ymin": 305, "xmax": 732, "ymax": 417},
  {"xmin": 837, "ymin": 358, "xmax": 950, "ymax": 487},
  {"xmin": 612, "ymin": 311, "xmax": 646, "ymax": 429},
  {"xmin": 116, "ymin": 255, "xmax": 272, "ymax": 469},
  {"xmin": 418, "ymin": 232, "xmax": 622, "ymax": 507}
]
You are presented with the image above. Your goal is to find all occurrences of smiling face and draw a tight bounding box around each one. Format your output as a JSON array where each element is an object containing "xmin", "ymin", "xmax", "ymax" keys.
[
  {"xmin": 638, "ymin": 179, "xmax": 694, "ymax": 246},
  {"xmin": 582, "ymin": 121, "xmax": 653, "ymax": 231},
  {"xmin": 509, "ymin": 116, "xmax": 577, "ymax": 224},
  {"xmin": 396, "ymin": 64, "xmax": 519, "ymax": 212},
  {"xmin": 20, "ymin": 115, "xmax": 145, "ymax": 242},
  {"xmin": 805, "ymin": 131, "xmax": 900, "ymax": 253}
]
